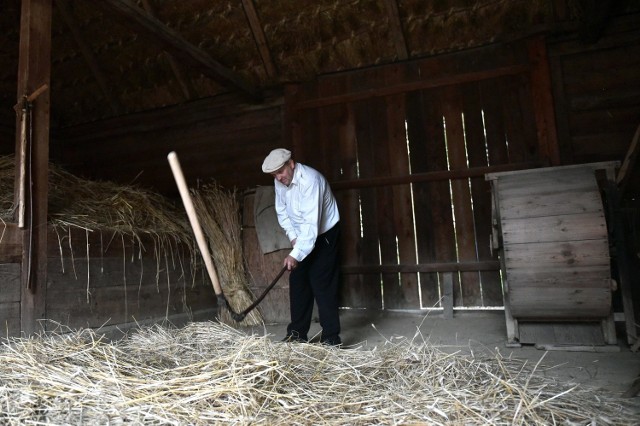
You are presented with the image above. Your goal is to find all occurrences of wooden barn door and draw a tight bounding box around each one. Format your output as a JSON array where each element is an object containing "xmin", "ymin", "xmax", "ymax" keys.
[{"xmin": 285, "ymin": 37, "xmax": 558, "ymax": 311}]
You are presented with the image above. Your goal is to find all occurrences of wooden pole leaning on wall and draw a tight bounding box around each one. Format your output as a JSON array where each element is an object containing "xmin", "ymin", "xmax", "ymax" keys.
[
  {"xmin": 13, "ymin": 84, "xmax": 49, "ymax": 296},
  {"xmin": 15, "ymin": 0, "xmax": 52, "ymax": 335}
]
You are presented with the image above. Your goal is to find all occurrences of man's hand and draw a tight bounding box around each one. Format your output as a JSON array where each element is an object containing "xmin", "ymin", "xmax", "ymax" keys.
[{"xmin": 283, "ymin": 255, "xmax": 298, "ymax": 271}]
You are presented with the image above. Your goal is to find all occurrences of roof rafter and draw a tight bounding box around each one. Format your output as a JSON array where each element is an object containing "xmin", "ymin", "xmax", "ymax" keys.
[
  {"xmin": 382, "ymin": 0, "xmax": 409, "ymax": 60},
  {"xmin": 139, "ymin": 0, "xmax": 197, "ymax": 101},
  {"xmin": 241, "ymin": 0, "xmax": 277, "ymax": 80},
  {"xmin": 93, "ymin": 0, "xmax": 262, "ymax": 101},
  {"xmin": 55, "ymin": 0, "xmax": 120, "ymax": 114}
]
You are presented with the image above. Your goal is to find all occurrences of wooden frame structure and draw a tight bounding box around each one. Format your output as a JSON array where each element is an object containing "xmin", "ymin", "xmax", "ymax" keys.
[{"xmin": 487, "ymin": 162, "xmax": 621, "ymax": 348}]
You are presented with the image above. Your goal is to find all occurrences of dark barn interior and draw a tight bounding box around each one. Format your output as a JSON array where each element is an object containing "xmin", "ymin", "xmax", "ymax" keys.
[{"xmin": 1, "ymin": 0, "xmax": 640, "ymax": 420}]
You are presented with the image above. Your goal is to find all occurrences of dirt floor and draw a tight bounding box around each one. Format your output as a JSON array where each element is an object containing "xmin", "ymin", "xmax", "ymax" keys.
[{"xmin": 244, "ymin": 309, "xmax": 640, "ymax": 398}]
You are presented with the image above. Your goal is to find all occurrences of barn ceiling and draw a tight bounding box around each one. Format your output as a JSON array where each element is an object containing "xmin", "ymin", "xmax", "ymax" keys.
[{"xmin": 0, "ymin": 0, "xmax": 632, "ymax": 131}]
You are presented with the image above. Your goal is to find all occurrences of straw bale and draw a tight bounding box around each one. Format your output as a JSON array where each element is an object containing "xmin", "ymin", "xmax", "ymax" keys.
[{"xmin": 0, "ymin": 321, "xmax": 638, "ymax": 425}]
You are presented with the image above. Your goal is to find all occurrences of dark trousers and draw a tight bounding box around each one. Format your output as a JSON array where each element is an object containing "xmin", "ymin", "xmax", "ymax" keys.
[{"xmin": 287, "ymin": 223, "xmax": 341, "ymax": 343}]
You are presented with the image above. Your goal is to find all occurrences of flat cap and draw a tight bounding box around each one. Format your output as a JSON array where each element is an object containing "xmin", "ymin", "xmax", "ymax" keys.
[{"xmin": 262, "ymin": 148, "xmax": 291, "ymax": 173}]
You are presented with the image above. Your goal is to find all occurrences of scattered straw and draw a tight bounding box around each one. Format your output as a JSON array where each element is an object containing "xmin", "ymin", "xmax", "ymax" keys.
[
  {"xmin": 0, "ymin": 321, "xmax": 637, "ymax": 425},
  {"xmin": 192, "ymin": 182, "xmax": 262, "ymax": 327}
]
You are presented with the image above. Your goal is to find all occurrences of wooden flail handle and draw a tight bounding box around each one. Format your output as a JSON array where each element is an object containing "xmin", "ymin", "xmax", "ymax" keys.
[{"xmin": 167, "ymin": 151, "xmax": 223, "ymax": 297}]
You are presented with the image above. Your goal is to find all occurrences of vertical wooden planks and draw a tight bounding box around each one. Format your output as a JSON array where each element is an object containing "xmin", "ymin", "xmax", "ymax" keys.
[
  {"xmin": 406, "ymin": 89, "xmax": 440, "ymax": 308},
  {"xmin": 352, "ymin": 95, "xmax": 383, "ymax": 309},
  {"xmin": 335, "ymin": 103, "xmax": 363, "ymax": 308},
  {"xmin": 316, "ymin": 74, "xmax": 364, "ymax": 308},
  {"xmin": 500, "ymin": 75, "xmax": 527, "ymax": 163},
  {"xmin": 479, "ymin": 77, "xmax": 509, "ymax": 166},
  {"xmin": 295, "ymin": 84, "xmax": 320, "ymax": 165},
  {"xmin": 461, "ymin": 82, "xmax": 503, "ymax": 306},
  {"xmin": 370, "ymin": 95, "xmax": 399, "ymax": 309},
  {"xmin": 316, "ymin": 76, "xmax": 345, "ymax": 180},
  {"xmin": 281, "ymin": 39, "xmax": 545, "ymax": 311},
  {"xmin": 441, "ymin": 85, "xmax": 481, "ymax": 306},
  {"xmin": 418, "ymin": 86, "xmax": 458, "ymax": 308},
  {"xmin": 385, "ymin": 91, "xmax": 419, "ymax": 309}
]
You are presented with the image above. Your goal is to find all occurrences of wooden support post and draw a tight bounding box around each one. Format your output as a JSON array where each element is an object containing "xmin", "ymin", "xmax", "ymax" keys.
[
  {"xmin": 441, "ymin": 272, "xmax": 453, "ymax": 319},
  {"xmin": 528, "ymin": 36, "xmax": 561, "ymax": 166},
  {"xmin": 604, "ymin": 172, "xmax": 637, "ymax": 346},
  {"xmin": 486, "ymin": 177, "xmax": 520, "ymax": 347},
  {"xmin": 283, "ymin": 83, "xmax": 303, "ymax": 160},
  {"xmin": 14, "ymin": 0, "xmax": 51, "ymax": 335}
]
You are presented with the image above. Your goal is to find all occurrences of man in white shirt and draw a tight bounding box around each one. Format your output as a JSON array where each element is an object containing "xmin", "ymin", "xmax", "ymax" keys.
[{"xmin": 262, "ymin": 148, "xmax": 342, "ymax": 346}]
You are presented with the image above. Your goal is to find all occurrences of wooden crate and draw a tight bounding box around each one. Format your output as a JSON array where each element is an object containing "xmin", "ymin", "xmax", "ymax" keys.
[{"xmin": 486, "ymin": 162, "xmax": 619, "ymax": 347}]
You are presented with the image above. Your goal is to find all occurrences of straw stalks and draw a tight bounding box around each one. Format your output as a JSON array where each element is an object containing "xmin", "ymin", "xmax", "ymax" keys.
[
  {"xmin": 0, "ymin": 154, "xmax": 200, "ymax": 311},
  {"xmin": 0, "ymin": 321, "xmax": 637, "ymax": 425},
  {"xmin": 192, "ymin": 182, "xmax": 262, "ymax": 327},
  {"xmin": 0, "ymin": 155, "xmax": 191, "ymax": 241}
]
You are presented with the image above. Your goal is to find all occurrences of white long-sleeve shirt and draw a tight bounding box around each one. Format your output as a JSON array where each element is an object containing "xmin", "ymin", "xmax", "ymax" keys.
[{"xmin": 274, "ymin": 162, "xmax": 340, "ymax": 261}]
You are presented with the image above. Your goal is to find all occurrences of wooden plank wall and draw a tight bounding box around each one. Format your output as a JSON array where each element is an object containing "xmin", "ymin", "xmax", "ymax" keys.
[
  {"xmin": 549, "ymin": 15, "xmax": 640, "ymax": 165},
  {"xmin": 0, "ymin": 224, "xmax": 216, "ymax": 336},
  {"xmin": 547, "ymin": 15, "xmax": 640, "ymax": 332},
  {"xmin": 286, "ymin": 39, "xmax": 553, "ymax": 310},
  {"xmin": 0, "ymin": 224, "xmax": 23, "ymax": 335},
  {"xmin": 53, "ymin": 92, "xmax": 283, "ymax": 197},
  {"xmin": 46, "ymin": 226, "xmax": 216, "ymax": 331}
]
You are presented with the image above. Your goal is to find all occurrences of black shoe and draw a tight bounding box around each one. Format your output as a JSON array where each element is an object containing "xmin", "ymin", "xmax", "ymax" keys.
[
  {"xmin": 282, "ymin": 334, "xmax": 307, "ymax": 343},
  {"xmin": 320, "ymin": 336, "xmax": 342, "ymax": 347}
]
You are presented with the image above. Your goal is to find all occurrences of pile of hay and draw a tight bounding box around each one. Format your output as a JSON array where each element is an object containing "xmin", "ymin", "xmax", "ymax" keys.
[
  {"xmin": 0, "ymin": 155, "xmax": 192, "ymax": 245},
  {"xmin": 0, "ymin": 322, "xmax": 637, "ymax": 425}
]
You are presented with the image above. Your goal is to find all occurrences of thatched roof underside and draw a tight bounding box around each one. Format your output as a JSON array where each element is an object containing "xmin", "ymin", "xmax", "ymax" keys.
[{"xmin": 2, "ymin": 0, "xmax": 638, "ymax": 129}]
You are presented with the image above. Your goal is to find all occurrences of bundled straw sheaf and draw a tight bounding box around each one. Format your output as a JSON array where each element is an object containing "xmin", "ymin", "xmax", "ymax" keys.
[
  {"xmin": 0, "ymin": 321, "xmax": 637, "ymax": 425},
  {"xmin": 192, "ymin": 182, "xmax": 262, "ymax": 326}
]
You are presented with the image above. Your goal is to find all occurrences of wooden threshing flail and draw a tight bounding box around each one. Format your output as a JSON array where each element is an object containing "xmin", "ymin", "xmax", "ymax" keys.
[{"xmin": 487, "ymin": 162, "xmax": 621, "ymax": 349}]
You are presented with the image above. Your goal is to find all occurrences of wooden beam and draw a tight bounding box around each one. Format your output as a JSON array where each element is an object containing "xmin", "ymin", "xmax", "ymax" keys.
[
  {"xmin": 94, "ymin": 0, "xmax": 262, "ymax": 100},
  {"xmin": 295, "ymin": 64, "xmax": 529, "ymax": 110},
  {"xmin": 342, "ymin": 261, "xmax": 500, "ymax": 274},
  {"xmin": 382, "ymin": 0, "xmax": 408, "ymax": 60},
  {"xmin": 55, "ymin": 0, "xmax": 120, "ymax": 114},
  {"xmin": 15, "ymin": 0, "xmax": 52, "ymax": 336},
  {"xmin": 139, "ymin": 0, "xmax": 196, "ymax": 101},
  {"xmin": 241, "ymin": 0, "xmax": 277, "ymax": 80},
  {"xmin": 330, "ymin": 161, "xmax": 541, "ymax": 191},
  {"xmin": 528, "ymin": 36, "xmax": 560, "ymax": 166},
  {"xmin": 617, "ymin": 123, "xmax": 640, "ymax": 198}
]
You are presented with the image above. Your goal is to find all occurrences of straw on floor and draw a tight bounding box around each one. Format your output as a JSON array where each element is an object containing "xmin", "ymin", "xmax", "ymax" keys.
[{"xmin": 0, "ymin": 321, "xmax": 637, "ymax": 425}]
